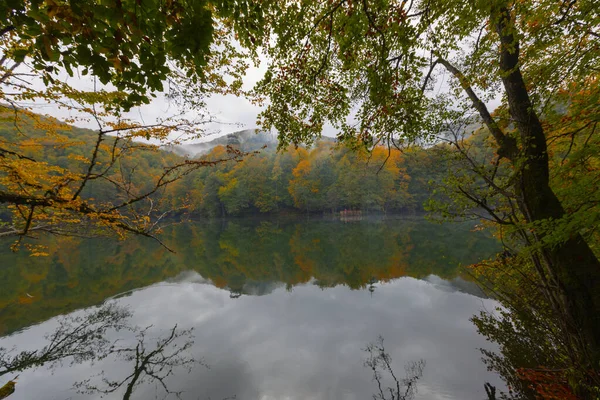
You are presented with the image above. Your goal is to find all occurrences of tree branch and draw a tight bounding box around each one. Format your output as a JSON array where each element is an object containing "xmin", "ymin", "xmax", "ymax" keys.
[
  {"xmin": 436, "ymin": 57, "xmax": 517, "ymax": 159},
  {"xmin": 420, "ymin": 58, "xmax": 439, "ymax": 93},
  {"xmin": 0, "ymin": 62, "xmax": 22, "ymax": 84},
  {"xmin": 72, "ymin": 131, "xmax": 104, "ymax": 200},
  {"xmin": 0, "ymin": 25, "xmax": 15, "ymax": 37}
]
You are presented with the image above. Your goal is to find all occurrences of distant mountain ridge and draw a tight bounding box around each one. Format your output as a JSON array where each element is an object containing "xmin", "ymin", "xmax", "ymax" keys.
[{"xmin": 164, "ymin": 129, "xmax": 279, "ymax": 157}]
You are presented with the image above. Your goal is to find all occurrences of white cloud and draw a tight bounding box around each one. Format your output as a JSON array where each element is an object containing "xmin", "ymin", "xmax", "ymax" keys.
[{"xmin": 3, "ymin": 277, "xmax": 506, "ymax": 400}]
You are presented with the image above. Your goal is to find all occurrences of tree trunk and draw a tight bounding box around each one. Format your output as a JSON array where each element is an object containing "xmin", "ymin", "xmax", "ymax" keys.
[{"xmin": 493, "ymin": 5, "xmax": 600, "ymax": 365}]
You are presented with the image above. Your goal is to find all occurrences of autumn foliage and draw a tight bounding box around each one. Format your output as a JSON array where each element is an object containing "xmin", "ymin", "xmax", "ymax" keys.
[{"xmin": 516, "ymin": 368, "xmax": 578, "ymax": 400}]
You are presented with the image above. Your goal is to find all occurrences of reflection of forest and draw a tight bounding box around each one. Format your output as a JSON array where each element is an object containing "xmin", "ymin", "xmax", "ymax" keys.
[{"xmin": 0, "ymin": 217, "xmax": 499, "ymax": 335}]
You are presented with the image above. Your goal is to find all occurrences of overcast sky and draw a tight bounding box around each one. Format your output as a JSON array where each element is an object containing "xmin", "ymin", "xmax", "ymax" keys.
[
  {"xmin": 17, "ymin": 57, "xmax": 269, "ymax": 144},
  {"xmin": 16, "ymin": 46, "xmax": 502, "ymax": 147}
]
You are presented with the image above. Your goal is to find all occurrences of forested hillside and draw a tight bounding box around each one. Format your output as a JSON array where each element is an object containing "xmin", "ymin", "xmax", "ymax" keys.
[
  {"xmin": 0, "ymin": 106, "xmax": 187, "ymax": 228},
  {"xmin": 1, "ymin": 107, "xmax": 450, "ymax": 219},
  {"xmin": 167, "ymin": 139, "xmax": 452, "ymax": 216}
]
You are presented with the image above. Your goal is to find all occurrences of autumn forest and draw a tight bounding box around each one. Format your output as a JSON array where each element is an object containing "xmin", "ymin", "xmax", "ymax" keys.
[{"xmin": 1, "ymin": 0, "xmax": 600, "ymax": 399}]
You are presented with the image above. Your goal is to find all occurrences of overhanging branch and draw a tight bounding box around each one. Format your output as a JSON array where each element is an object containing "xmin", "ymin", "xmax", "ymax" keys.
[{"xmin": 436, "ymin": 57, "xmax": 517, "ymax": 160}]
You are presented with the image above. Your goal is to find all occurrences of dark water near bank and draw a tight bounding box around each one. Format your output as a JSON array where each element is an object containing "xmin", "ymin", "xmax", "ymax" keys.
[{"xmin": 0, "ymin": 216, "xmax": 504, "ymax": 399}]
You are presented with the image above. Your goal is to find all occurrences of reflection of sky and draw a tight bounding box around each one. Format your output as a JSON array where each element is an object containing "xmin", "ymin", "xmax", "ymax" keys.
[{"xmin": 2, "ymin": 276, "xmax": 504, "ymax": 400}]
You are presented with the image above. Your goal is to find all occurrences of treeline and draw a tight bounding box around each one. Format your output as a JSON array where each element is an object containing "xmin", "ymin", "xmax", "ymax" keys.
[
  {"xmin": 0, "ymin": 108, "xmax": 449, "ymax": 219},
  {"xmin": 165, "ymin": 141, "xmax": 447, "ymax": 216}
]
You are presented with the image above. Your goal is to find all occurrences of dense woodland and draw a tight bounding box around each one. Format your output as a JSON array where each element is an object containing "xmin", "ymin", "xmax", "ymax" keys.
[
  {"xmin": 168, "ymin": 139, "xmax": 447, "ymax": 216},
  {"xmin": 0, "ymin": 107, "xmax": 449, "ymax": 219},
  {"xmin": 2, "ymin": 0, "xmax": 600, "ymax": 399}
]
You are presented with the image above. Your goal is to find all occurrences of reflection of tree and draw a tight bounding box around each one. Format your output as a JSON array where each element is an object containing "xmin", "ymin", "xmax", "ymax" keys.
[
  {"xmin": 0, "ymin": 218, "xmax": 500, "ymax": 334},
  {"xmin": 0, "ymin": 303, "xmax": 131, "ymax": 377},
  {"xmin": 368, "ymin": 277, "xmax": 377, "ymax": 296},
  {"xmin": 0, "ymin": 303, "xmax": 202, "ymax": 400},
  {"xmin": 469, "ymin": 253, "xmax": 593, "ymax": 399},
  {"xmin": 363, "ymin": 336, "xmax": 425, "ymax": 400},
  {"xmin": 484, "ymin": 382, "xmax": 497, "ymax": 400},
  {"xmin": 74, "ymin": 325, "xmax": 201, "ymax": 400},
  {"xmin": 186, "ymin": 218, "xmax": 494, "ymax": 293}
]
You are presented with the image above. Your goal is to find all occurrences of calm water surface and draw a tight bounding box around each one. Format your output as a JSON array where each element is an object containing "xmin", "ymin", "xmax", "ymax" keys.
[{"xmin": 0, "ymin": 216, "xmax": 504, "ymax": 399}]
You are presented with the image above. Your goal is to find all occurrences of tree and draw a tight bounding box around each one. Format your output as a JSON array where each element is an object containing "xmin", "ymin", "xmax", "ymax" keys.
[
  {"xmin": 0, "ymin": 0, "xmax": 261, "ymax": 247},
  {"xmin": 0, "ymin": 303, "xmax": 131, "ymax": 377},
  {"xmin": 289, "ymin": 158, "xmax": 319, "ymax": 211},
  {"xmin": 219, "ymin": 154, "xmax": 278, "ymax": 214},
  {"xmin": 363, "ymin": 336, "xmax": 425, "ymax": 400},
  {"xmin": 0, "ymin": 0, "xmax": 263, "ymax": 109},
  {"xmin": 272, "ymin": 145, "xmax": 308, "ymax": 209},
  {"xmin": 250, "ymin": 0, "xmax": 600, "ymax": 384},
  {"xmin": 74, "ymin": 324, "xmax": 200, "ymax": 400}
]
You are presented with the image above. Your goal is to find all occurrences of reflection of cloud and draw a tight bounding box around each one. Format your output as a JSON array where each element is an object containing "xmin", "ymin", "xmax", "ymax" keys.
[
  {"xmin": 424, "ymin": 275, "xmax": 487, "ymax": 298},
  {"xmin": 2, "ymin": 277, "xmax": 504, "ymax": 400},
  {"xmin": 136, "ymin": 356, "xmax": 261, "ymax": 400}
]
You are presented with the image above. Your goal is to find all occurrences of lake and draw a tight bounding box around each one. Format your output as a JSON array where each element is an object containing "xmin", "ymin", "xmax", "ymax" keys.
[{"xmin": 0, "ymin": 216, "xmax": 505, "ymax": 399}]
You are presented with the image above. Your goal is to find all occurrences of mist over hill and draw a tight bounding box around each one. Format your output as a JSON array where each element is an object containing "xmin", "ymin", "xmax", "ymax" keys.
[
  {"xmin": 164, "ymin": 129, "xmax": 340, "ymax": 157},
  {"xmin": 164, "ymin": 129, "xmax": 279, "ymax": 156}
]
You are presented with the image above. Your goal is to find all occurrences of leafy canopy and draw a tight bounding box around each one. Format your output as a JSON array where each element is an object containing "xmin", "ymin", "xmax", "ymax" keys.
[
  {"xmin": 252, "ymin": 0, "xmax": 599, "ymax": 150},
  {"xmin": 1, "ymin": 0, "xmax": 265, "ymax": 109},
  {"xmin": 0, "ymin": 0, "xmax": 264, "ymax": 246}
]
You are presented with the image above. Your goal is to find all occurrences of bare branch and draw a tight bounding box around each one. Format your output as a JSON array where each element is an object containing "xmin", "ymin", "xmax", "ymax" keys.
[{"xmin": 436, "ymin": 57, "xmax": 517, "ymax": 160}]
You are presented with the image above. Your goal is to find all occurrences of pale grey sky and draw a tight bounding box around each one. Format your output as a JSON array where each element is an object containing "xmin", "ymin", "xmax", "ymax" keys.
[
  {"xmin": 13, "ymin": 46, "xmax": 501, "ymax": 147},
  {"xmin": 17, "ymin": 58, "xmax": 268, "ymax": 143}
]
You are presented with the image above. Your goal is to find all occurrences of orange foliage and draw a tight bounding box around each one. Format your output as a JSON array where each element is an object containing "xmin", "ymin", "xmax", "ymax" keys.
[{"xmin": 517, "ymin": 368, "xmax": 578, "ymax": 400}]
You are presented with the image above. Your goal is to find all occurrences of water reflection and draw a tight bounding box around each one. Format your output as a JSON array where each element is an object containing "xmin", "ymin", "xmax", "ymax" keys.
[
  {"xmin": 0, "ymin": 216, "xmax": 499, "ymax": 335},
  {"xmin": 1, "ymin": 278, "xmax": 505, "ymax": 399},
  {"xmin": 0, "ymin": 303, "xmax": 131, "ymax": 378},
  {"xmin": 363, "ymin": 336, "xmax": 425, "ymax": 400},
  {"xmin": 0, "ymin": 303, "xmax": 431, "ymax": 400},
  {"xmin": 0, "ymin": 303, "xmax": 200, "ymax": 400},
  {"xmin": 73, "ymin": 324, "xmax": 199, "ymax": 400},
  {"xmin": 0, "ymin": 216, "xmax": 504, "ymax": 399}
]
